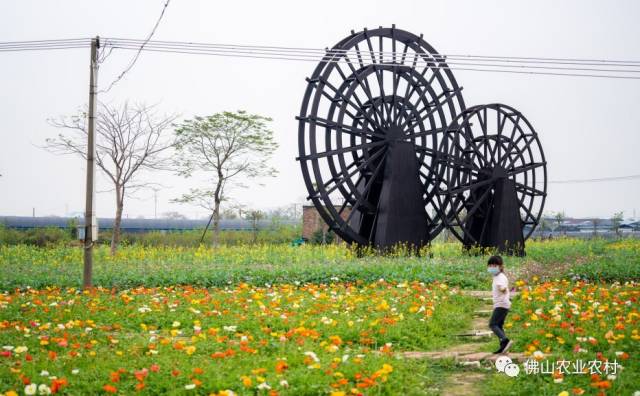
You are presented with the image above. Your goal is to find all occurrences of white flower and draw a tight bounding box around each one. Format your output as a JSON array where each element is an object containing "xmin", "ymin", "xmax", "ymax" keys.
[
  {"xmin": 279, "ymin": 380, "xmax": 289, "ymax": 388},
  {"xmin": 138, "ymin": 306, "xmax": 151, "ymax": 313},
  {"xmin": 223, "ymin": 325, "xmax": 237, "ymax": 332},
  {"xmin": 15, "ymin": 346, "xmax": 28, "ymax": 354},
  {"xmin": 257, "ymin": 383, "xmax": 271, "ymax": 390},
  {"xmin": 304, "ymin": 351, "xmax": 319, "ymax": 362},
  {"xmin": 72, "ymin": 369, "xmax": 80, "ymax": 375},
  {"xmin": 25, "ymin": 384, "xmax": 37, "ymax": 395},
  {"xmin": 184, "ymin": 383, "xmax": 196, "ymax": 390},
  {"xmin": 2, "ymin": 345, "xmax": 14, "ymax": 351},
  {"xmin": 40, "ymin": 370, "xmax": 50, "ymax": 377},
  {"xmin": 607, "ymin": 374, "xmax": 616, "ymax": 380},
  {"xmin": 172, "ymin": 321, "xmax": 181, "ymax": 328},
  {"xmin": 38, "ymin": 384, "xmax": 52, "ymax": 395}
]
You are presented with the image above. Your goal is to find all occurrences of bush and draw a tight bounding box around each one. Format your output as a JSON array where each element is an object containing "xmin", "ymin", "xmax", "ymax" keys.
[{"xmin": 0, "ymin": 225, "xmax": 72, "ymax": 247}]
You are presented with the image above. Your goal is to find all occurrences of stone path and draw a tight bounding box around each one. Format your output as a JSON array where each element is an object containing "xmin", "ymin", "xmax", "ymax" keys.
[{"xmin": 397, "ymin": 290, "xmax": 524, "ymax": 395}]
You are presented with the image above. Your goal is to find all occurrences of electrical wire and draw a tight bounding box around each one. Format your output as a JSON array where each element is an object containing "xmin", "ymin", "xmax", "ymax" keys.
[
  {"xmin": 4, "ymin": 35, "xmax": 640, "ymax": 79},
  {"xmin": 102, "ymin": 40, "xmax": 640, "ymax": 74},
  {"xmin": 98, "ymin": 43, "xmax": 640, "ymax": 80},
  {"xmin": 98, "ymin": 0, "xmax": 170, "ymax": 93},
  {"xmin": 104, "ymin": 37, "xmax": 640, "ymax": 65},
  {"xmin": 0, "ymin": 38, "xmax": 90, "ymax": 52},
  {"xmin": 547, "ymin": 174, "xmax": 640, "ymax": 184}
]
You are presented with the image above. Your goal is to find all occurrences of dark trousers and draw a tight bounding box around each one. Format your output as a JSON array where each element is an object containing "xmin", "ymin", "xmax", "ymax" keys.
[{"xmin": 489, "ymin": 307, "xmax": 509, "ymax": 342}]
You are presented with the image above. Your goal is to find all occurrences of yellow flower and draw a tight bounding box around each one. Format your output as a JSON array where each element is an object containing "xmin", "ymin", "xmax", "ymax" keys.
[{"xmin": 557, "ymin": 391, "xmax": 569, "ymax": 396}]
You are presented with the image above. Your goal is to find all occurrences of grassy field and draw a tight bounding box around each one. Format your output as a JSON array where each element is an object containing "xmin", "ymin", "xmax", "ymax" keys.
[
  {"xmin": 1, "ymin": 238, "xmax": 639, "ymax": 291},
  {"xmin": 0, "ymin": 238, "xmax": 639, "ymax": 395}
]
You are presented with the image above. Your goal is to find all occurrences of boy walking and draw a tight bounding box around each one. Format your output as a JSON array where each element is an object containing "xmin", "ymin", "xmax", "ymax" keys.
[{"xmin": 488, "ymin": 255, "xmax": 513, "ymax": 354}]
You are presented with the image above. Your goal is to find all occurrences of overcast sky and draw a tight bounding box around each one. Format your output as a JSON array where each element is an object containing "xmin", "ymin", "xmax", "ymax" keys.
[{"xmin": 1, "ymin": 0, "xmax": 639, "ymax": 220}]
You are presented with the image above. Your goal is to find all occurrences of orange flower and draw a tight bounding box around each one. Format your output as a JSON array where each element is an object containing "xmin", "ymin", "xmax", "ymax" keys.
[
  {"xmin": 103, "ymin": 384, "xmax": 117, "ymax": 393},
  {"xmin": 110, "ymin": 372, "xmax": 120, "ymax": 383},
  {"xmin": 591, "ymin": 380, "xmax": 611, "ymax": 389},
  {"xmin": 193, "ymin": 367, "xmax": 204, "ymax": 375},
  {"xmin": 135, "ymin": 382, "xmax": 145, "ymax": 391},
  {"xmin": 572, "ymin": 388, "xmax": 585, "ymax": 395},
  {"xmin": 48, "ymin": 350, "xmax": 57, "ymax": 360},
  {"xmin": 150, "ymin": 363, "xmax": 160, "ymax": 372},
  {"xmin": 51, "ymin": 378, "xmax": 68, "ymax": 394},
  {"xmin": 275, "ymin": 360, "xmax": 288, "ymax": 373},
  {"xmin": 134, "ymin": 369, "xmax": 148, "ymax": 382}
]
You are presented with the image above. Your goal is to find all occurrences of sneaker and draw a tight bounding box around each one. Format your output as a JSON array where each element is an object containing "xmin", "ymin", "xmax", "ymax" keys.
[
  {"xmin": 502, "ymin": 339, "xmax": 514, "ymax": 353},
  {"xmin": 493, "ymin": 338, "xmax": 510, "ymax": 354}
]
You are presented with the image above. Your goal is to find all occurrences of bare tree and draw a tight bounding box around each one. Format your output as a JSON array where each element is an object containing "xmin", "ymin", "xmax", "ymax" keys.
[
  {"xmin": 44, "ymin": 101, "xmax": 177, "ymax": 254},
  {"xmin": 172, "ymin": 111, "xmax": 278, "ymax": 246}
]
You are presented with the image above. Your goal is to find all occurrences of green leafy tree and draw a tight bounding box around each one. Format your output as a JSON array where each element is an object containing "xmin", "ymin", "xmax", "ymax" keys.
[
  {"xmin": 244, "ymin": 209, "xmax": 265, "ymax": 244},
  {"xmin": 554, "ymin": 211, "xmax": 566, "ymax": 234},
  {"xmin": 612, "ymin": 211, "xmax": 624, "ymax": 236},
  {"xmin": 172, "ymin": 111, "xmax": 278, "ymax": 246}
]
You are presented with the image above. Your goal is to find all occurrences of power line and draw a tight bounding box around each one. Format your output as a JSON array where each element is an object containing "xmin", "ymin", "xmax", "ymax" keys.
[
  {"xmin": 0, "ymin": 38, "xmax": 90, "ymax": 52},
  {"xmin": 4, "ymin": 35, "xmax": 640, "ymax": 79},
  {"xmin": 102, "ymin": 40, "xmax": 640, "ymax": 74},
  {"xmin": 98, "ymin": 43, "xmax": 640, "ymax": 80},
  {"xmin": 546, "ymin": 174, "xmax": 640, "ymax": 184},
  {"xmin": 98, "ymin": 0, "xmax": 170, "ymax": 93},
  {"xmin": 103, "ymin": 37, "xmax": 640, "ymax": 65}
]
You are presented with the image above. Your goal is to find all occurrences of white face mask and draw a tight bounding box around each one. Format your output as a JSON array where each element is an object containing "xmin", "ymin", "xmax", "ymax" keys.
[{"xmin": 488, "ymin": 267, "xmax": 500, "ymax": 275}]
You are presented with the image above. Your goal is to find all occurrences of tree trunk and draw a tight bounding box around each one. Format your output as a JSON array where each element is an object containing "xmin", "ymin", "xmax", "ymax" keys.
[
  {"xmin": 111, "ymin": 185, "xmax": 124, "ymax": 255},
  {"xmin": 212, "ymin": 198, "xmax": 221, "ymax": 247}
]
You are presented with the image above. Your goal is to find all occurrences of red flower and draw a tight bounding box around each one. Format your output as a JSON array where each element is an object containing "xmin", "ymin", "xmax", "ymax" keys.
[
  {"xmin": 51, "ymin": 378, "xmax": 68, "ymax": 394},
  {"xmin": 103, "ymin": 384, "xmax": 117, "ymax": 393},
  {"xmin": 134, "ymin": 369, "xmax": 148, "ymax": 382}
]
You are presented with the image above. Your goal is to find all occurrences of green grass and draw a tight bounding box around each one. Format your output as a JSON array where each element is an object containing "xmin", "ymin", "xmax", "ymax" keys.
[{"xmin": 1, "ymin": 238, "xmax": 639, "ymax": 291}]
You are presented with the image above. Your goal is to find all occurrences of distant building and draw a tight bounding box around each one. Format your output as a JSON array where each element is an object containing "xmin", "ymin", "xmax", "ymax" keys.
[{"xmin": 301, "ymin": 205, "xmax": 351, "ymax": 242}]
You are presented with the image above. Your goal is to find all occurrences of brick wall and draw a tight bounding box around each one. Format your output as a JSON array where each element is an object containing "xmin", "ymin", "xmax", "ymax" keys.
[{"xmin": 302, "ymin": 205, "xmax": 351, "ymax": 242}]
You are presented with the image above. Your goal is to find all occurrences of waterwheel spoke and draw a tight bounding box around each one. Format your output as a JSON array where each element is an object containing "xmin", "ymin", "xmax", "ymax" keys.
[
  {"xmin": 345, "ymin": 151, "xmax": 388, "ymax": 224},
  {"xmin": 321, "ymin": 149, "xmax": 387, "ymax": 197},
  {"xmin": 460, "ymin": 187, "xmax": 492, "ymax": 227},
  {"xmin": 401, "ymin": 88, "xmax": 463, "ymax": 131},
  {"xmin": 298, "ymin": 116, "xmax": 383, "ymax": 139},
  {"xmin": 507, "ymin": 161, "xmax": 545, "ymax": 177},
  {"xmin": 298, "ymin": 140, "xmax": 387, "ymax": 161},
  {"xmin": 498, "ymin": 115, "xmax": 522, "ymax": 168}
]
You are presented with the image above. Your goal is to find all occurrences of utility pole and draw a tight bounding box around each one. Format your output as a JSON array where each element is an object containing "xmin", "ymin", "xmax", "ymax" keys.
[
  {"xmin": 153, "ymin": 188, "xmax": 159, "ymax": 219},
  {"xmin": 83, "ymin": 36, "xmax": 99, "ymax": 289}
]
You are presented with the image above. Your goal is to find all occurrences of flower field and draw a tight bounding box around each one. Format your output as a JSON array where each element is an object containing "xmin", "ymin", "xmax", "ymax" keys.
[
  {"xmin": 483, "ymin": 280, "xmax": 640, "ymax": 395},
  {"xmin": 1, "ymin": 238, "xmax": 639, "ymax": 395},
  {"xmin": 0, "ymin": 281, "xmax": 473, "ymax": 395}
]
